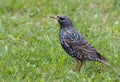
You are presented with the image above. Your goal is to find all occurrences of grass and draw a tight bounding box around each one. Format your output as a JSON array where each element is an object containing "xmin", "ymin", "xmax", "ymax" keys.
[{"xmin": 0, "ymin": 0, "xmax": 120, "ymax": 82}]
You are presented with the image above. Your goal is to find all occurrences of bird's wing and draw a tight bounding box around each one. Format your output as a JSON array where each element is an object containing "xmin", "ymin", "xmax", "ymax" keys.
[
  {"xmin": 65, "ymin": 36, "xmax": 97, "ymax": 54},
  {"xmin": 62, "ymin": 29, "xmax": 96, "ymax": 53},
  {"xmin": 65, "ymin": 37, "xmax": 111, "ymax": 66}
]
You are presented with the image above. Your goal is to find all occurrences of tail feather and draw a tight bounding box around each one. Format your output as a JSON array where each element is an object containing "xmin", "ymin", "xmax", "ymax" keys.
[
  {"xmin": 97, "ymin": 59, "xmax": 111, "ymax": 66},
  {"xmin": 96, "ymin": 52, "xmax": 111, "ymax": 66}
]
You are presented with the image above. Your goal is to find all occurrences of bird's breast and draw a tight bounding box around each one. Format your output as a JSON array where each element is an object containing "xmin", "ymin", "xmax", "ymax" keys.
[{"xmin": 59, "ymin": 33, "xmax": 77, "ymax": 57}]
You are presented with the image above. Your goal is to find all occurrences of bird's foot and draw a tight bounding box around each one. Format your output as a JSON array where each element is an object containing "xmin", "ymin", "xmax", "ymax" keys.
[{"xmin": 70, "ymin": 69, "xmax": 76, "ymax": 73}]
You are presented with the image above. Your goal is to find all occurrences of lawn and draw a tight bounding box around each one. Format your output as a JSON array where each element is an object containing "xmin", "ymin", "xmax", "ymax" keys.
[{"xmin": 0, "ymin": 0, "xmax": 120, "ymax": 82}]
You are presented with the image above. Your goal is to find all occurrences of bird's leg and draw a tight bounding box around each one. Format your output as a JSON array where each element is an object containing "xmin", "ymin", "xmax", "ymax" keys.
[
  {"xmin": 78, "ymin": 60, "xmax": 83, "ymax": 71},
  {"xmin": 72, "ymin": 58, "xmax": 79, "ymax": 71}
]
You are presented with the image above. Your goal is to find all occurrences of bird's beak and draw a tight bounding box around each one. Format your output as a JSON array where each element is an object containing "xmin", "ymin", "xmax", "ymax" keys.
[{"xmin": 49, "ymin": 16, "xmax": 58, "ymax": 20}]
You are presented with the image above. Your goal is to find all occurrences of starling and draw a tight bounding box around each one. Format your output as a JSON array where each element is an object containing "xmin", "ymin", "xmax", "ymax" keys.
[{"xmin": 50, "ymin": 15, "xmax": 111, "ymax": 71}]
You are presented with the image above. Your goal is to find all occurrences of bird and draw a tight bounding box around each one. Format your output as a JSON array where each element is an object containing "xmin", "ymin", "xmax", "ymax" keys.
[{"xmin": 50, "ymin": 15, "xmax": 111, "ymax": 71}]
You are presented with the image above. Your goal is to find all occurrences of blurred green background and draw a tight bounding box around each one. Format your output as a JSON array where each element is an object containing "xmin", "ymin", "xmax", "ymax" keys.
[{"xmin": 0, "ymin": 0, "xmax": 120, "ymax": 82}]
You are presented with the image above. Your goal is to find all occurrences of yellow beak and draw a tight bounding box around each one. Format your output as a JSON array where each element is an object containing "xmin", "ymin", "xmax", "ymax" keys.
[{"xmin": 49, "ymin": 16, "xmax": 58, "ymax": 20}]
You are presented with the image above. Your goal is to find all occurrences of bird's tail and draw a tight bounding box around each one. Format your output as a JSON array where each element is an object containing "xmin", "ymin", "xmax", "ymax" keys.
[
  {"xmin": 97, "ymin": 58, "xmax": 111, "ymax": 66},
  {"xmin": 97, "ymin": 52, "xmax": 111, "ymax": 66}
]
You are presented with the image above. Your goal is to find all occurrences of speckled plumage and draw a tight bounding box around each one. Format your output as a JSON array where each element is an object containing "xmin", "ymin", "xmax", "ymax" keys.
[{"xmin": 50, "ymin": 15, "xmax": 111, "ymax": 71}]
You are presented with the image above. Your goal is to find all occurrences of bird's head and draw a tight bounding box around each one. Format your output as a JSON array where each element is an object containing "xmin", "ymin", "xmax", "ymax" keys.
[{"xmin": 50, "ymin": 15, "xmax": 73, "ymax": 28}]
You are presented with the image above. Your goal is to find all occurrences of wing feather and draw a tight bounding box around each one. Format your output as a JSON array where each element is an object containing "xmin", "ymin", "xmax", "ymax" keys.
[{"xmin": 65, "ymin": 39, "xmax": 96, "ymax": 53}]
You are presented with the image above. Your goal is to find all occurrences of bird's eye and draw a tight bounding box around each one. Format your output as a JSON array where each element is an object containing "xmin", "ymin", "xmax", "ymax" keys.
[{"xmin": 60, "ymin": 18, "xmax": 65, "ymax": 20}]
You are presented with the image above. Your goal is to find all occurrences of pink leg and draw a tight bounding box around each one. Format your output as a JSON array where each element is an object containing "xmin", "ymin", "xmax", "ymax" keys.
[
  {"xmin": 72, "ymin": 58, "xmax": 79, "ymax": 71},
  {"xmin": 78, "ymin": 61, "xmax": 83, "ymax": 71}
]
